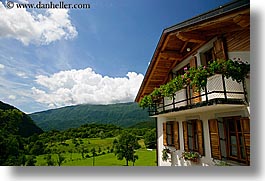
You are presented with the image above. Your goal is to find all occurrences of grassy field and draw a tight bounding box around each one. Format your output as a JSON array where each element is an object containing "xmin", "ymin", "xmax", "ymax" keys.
[{"xmin": 36, "ymin": 137, "xmax": 157, "ymax": 166}]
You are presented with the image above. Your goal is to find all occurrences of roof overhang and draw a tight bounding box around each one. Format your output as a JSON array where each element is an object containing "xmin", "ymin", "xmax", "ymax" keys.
[{"xmin": 135, "ymin": 0, "xmax": 250, "ymax": 102}]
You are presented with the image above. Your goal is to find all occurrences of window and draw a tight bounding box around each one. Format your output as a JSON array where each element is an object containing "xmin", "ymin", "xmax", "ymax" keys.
[
  {"xmin": 172, "ymin": 64, "xmax": 190, "ymax": 78},
  {"xmin": 183, "ymin": 120, "xmax": 204, "ymax": 155},
  {"xmin": 204, "ymin": 48, "xmax": 215, "ymax": 65},
  {"xmin": 163, "ymin": 121, "xmax": 180, "ymax": 149},
  {"xmin": 166, "ymin": 122, "xmax": 174, "ymax": 146},
  {"xmin": 187, "ymin": 120, "xmax": 198, "ymax": 151},
  {"xmin": 225, "ymin": 117, "xmax": 248, "ymax": 162},
  {"xmin": 208, "ymin": 117, "xmax": 250, "ymax": 165}
]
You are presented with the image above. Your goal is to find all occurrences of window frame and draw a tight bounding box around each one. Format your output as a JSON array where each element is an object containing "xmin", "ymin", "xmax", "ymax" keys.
[
  {"xmin": 187, "ymin": 120, "xmax": 199, "ymax": 152},
  {"xmin": 224, "ymin": 116, "xmax": 248, "ymax": 163},
  {"xmin": 166, "ymin": 121, "xmax": 174, "ymax": 146}
]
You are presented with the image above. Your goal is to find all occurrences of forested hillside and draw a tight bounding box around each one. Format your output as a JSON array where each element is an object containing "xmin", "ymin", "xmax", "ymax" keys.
[
  {"xmin": 0, "ymin": 101, "xmax": 43, "ymax": 165},
  {"xmin": 0, "ymin": 101, "xmax": 43, "ymax": 137},
  {"xmin": 30, "ymin": 102, "xmax": 154, "ymax": 131}
]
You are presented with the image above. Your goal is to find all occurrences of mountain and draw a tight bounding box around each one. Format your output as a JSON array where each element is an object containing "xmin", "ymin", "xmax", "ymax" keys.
[
  {"xmin": 0, "ymin": 101, "xmax": 43, "ymax": 137},
  {"xmin": 29, "ymin": 102, "xmax": 154, "ymax": 131}
]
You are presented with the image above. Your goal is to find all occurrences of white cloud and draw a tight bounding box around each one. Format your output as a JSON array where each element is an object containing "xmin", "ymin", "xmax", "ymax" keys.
[
  {"xmin": 8, "ymin": 95, "xmax": 16, "ymax": 100},
  {"xmin": 0, "ymin": 2, "xmax": 77, "ymax": 45},
  {"xmin": 0, "ymin": 64, "xmax": 5, "ymax": 69},
  {"xmin": 17, "ymin": 0, "xmax": 29, "ymax": 3},
  {"xmin": 32, "ymin": 68, "xmax": 144, "ymax": 108},
  {"xmin": 16, "ymin": 71, "xmax": 28, "ymax": 78}
]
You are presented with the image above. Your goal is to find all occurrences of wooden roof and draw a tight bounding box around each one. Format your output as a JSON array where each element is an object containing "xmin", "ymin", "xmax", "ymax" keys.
[{"xmin": 135, "ymin": 0, "xmax": 250, "ymax": 102}]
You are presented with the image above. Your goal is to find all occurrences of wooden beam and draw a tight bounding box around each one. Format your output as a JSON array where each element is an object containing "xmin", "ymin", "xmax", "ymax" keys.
[
  {"xmin": 203, "ymin": 25, "xmax": 248, "ymax": 37},
  {"xmin": 161, "ymin": 35, "xmax": 171, "ymax": 51},
  {"xmin": 180, "ymin": 41, "xmax": 189, "ymax": 53},
  {"xmin": 233, "ymin": 14, "xmax": 250, "ymax": 28},
  {"xmin": 176, "ymin": 31, "xmax": 206, "ymax": 43},
  {"xmin": 159, "ymin": 51, "xmax": 182, "ymax": 60}
]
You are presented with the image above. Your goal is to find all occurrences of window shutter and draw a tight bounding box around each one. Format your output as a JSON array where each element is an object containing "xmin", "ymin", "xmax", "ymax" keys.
[
  {"xmin": 240, "ymin": 117, "xmax": 250, "ymax": 164},
  {"xmin": 208, "ymin": 119, "xmax": 222, "ymax": 160},
  {"xmin": 163, "ymin": 122, "xmax": 167, "ymax": 146},
  {"xmin": 213, "ymin": 37, "xmax": 227, "ymax": 61},
  {"xmin": 182, "ymin": 121, "xmax": 189, "ymax": 151},
  {"xmin": 196, "ymin": 120, "xmax": 204, "ymax": 156},
  {"xmin": 189, "ymin": 56, "xmax": 197, "ymax": 68},
  {"xmin": 173, "ymin": 121, "xmax": 180, "ymax": 150},
  {"xmin": 189, "ymin": 56, "xmax": 201, "ymax": 104}
]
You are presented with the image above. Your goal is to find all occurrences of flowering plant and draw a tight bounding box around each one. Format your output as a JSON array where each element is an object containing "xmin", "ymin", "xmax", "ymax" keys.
[
  {"xmin": 181, "ymin": 151, "xmax": 201, "ymax": 162},
  {"xmin": 223, "ymin": 59, "xmax": 250, "ymax": 83},
  {"xmin": 138, "ymin": 59, "xmax": 250, "ymax": 109},
  {"xmin": 191, "ymin": 65, "xmax": 210, "ymax": 91},
  {"xmin": 162, "ymin": 148, "xmax": 170, "ymax": 161}
]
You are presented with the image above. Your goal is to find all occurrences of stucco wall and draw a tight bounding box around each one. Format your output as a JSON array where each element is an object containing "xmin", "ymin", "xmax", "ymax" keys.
[{"xmin": 157, "ymin": 107, "xmax": 249, "ymax": 166}]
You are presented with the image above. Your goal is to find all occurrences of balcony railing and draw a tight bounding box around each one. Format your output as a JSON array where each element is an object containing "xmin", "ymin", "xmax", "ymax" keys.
[{"xmin": 148, "ymin": 74, "xmax": 248, "ymax": 116}]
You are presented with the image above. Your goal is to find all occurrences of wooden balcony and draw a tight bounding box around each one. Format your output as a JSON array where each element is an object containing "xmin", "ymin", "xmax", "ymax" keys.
[{"xmin": 148, "ymin": 74, "xmax": 248, "ymax": 116}]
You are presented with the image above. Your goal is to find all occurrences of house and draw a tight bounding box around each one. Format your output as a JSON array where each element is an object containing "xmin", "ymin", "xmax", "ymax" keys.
[{"xmin": 135, "ymin": 0, "xmax": 250, "ymax": 166}]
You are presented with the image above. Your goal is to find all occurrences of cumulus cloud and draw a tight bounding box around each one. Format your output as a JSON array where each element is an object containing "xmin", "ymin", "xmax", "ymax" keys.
[
  {"xmin": 0, "ymin": 2, "xmax": 77, "ymax": 45},
  {"xmin": 0, "ymin": 63, "xmax": 5, "ymax": 69},
  {"xmin": 8, "ymin": 95, "xmax": 16, "ymax": 100},
  {"xmin": 32, "ymin": 68, "xmax": 144, "ymax": 108}
]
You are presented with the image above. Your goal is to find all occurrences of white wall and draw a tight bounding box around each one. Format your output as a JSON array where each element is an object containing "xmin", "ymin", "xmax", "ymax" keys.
[{"xmin": 157, "ymin": 107, "xmax": 248, "ymax": 166}]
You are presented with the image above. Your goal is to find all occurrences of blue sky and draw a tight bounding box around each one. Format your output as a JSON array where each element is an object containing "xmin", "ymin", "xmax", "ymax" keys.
[{"xmin": 0, "ymin": 0, "xmax": 233, "ymax": 113}]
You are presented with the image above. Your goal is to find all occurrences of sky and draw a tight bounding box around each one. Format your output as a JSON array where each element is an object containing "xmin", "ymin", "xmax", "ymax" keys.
[{"xmin": 0, "ymin": 0, "xmax": 233, "ymax": 113}]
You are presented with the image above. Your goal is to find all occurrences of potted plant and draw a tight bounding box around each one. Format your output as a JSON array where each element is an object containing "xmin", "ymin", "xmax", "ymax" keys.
[
  {"xmin": 222, "ymin": 59, "xmax": 250, "ymax": 83},
  {"xmin": 151, "ymin": 87, "xmax": 163, "ymax": 100},
  {"xmin": 190, "ymin": 65, "xmax": 210, "ymax": 92},
  {"xmin": 180, "ymin": 151, "xmax": 201, "ymax": 162},
  {"xmin": 162, "ymin": 148, "xmax": 170, "ymax": 161},
  {"xmin": 139, "ymin": 95, "xmax": 152, "ymax": 109},
  {"xmin": 160, "ymin": 81, "xmax": 177, "ymax": 98}
]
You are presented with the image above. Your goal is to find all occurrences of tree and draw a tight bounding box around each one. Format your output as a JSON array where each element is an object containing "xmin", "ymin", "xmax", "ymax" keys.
[
  {"xmin": 143, "ymin": 129, "xmax": 156, "ymax": 149},
  {"xmin": 132, "ymin": 154, "xmax": 138, "ymax": 166},
  {"xmin": 45, "ymin": 154, "xmax": 55, "ymax": 166},
  {"xmin": 56, "ymin": 152, "xmax": 65, "ymax": 166},
  {"xmin": 98, "ymin": 147, "xmax": 102, "ymax": 154},
  {"xmin": 80, "ymin": 145, "xmax": 88, "ymax": 159},
  {"xmin": 91, "ymin": 147, "xmax": 96, "ymax": 166},
  {"xmin": 114, "ymin": 131, "xmax": 140, "ymax": 166},
  {"xmin": 29, "ymin": 140, "xmax": 45, "ymax": 155},
  {"xmin": 26, "ymin": 155, "xmax": 36, "ymax": 166}
]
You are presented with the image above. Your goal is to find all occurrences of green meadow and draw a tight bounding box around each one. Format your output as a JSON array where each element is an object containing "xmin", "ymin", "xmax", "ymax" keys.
[{"xmin": 35, "ymin": 138, "xmax": 156, "ymax": 166}]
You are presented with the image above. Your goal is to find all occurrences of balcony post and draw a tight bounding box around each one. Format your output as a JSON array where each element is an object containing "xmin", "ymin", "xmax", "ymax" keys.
[
  {"xmin": 172, "ymin": 94, "xmax": 175, "ymax": 109},
  {"xmin": 242, "ymin": 78, "xmax": 248, "ymax": 104},
  {"xmin": 185, "ymin": 86, "xmax": 189, "ymax": 105},
  {"xmin": 222, "ymin": 74, "xmax": 227, "ymax": 101},
  {"xmin": 154, "ymin": 102, "xmax": 157, "ymax": 115},
  {"xmin": 162, "ymin": 97, "xmax": 165, "ymax": 112},
  {"xmin": 204, "ymin": 85, "xmax": 208, "ymax": 104}
]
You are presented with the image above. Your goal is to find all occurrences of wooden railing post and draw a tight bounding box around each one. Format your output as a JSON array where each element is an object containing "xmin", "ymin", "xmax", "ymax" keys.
[
  {"xmin": 172, "ymin": 94, "xmax": 175, "ymax": 109},
  {"xmin": 205, "ymin": 85, "xmax": 208, "ymax": 104},
  {"xmin": 222, "ymin": 75, "xmax": 227, "ymax": 101},
  {"xmin": 162, "ymin": 97, "xmax": 165, "ymax": 112},
  {"xmin": 242, "ymin": 78, "xmax": 248, "ymax": 104}
]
